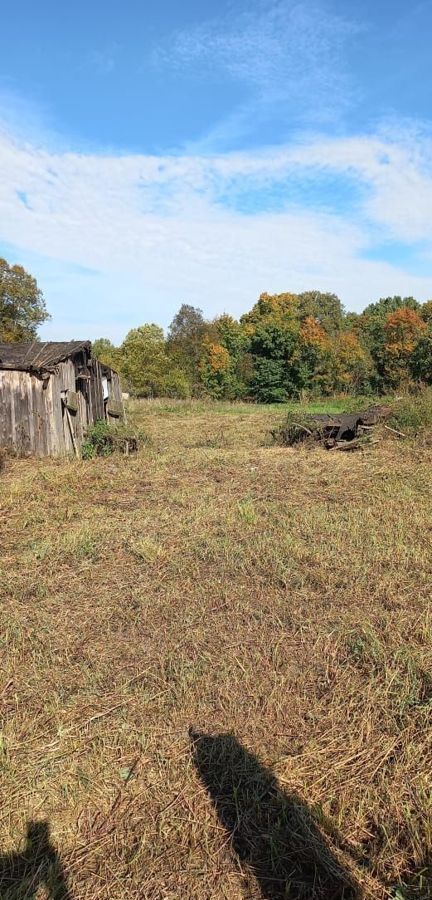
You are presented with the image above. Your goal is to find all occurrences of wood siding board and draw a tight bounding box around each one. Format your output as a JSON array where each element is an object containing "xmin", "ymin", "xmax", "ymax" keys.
[
  {"xmin": 0, "ymin": 374, "xmax": 12, "ymax": 448},
  {"xmin": 32, "ymin": 375, "xmax": 48, "ymax": 456},
  {"xmin": 48, "ymin": 373, "xmax": 65, "ymax": 456}
]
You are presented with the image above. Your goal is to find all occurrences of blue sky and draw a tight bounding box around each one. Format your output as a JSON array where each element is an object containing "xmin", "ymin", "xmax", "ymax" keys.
[{"xmin": 1, "ymin": 0, "xmax": 432, "ymax": 340}]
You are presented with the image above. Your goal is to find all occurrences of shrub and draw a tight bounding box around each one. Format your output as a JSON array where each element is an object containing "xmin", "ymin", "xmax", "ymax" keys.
[
  {"xmin": 389, "ymin": 389, "xmax": 432, "ymax": 433},
  {"xmin": 81, "ymin": 420, "xmax": 149, "ymax": 459}
]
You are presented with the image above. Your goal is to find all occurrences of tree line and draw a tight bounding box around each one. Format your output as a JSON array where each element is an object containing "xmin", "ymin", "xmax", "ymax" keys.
[
  {"xmin": 1, "ymin": 256, "xmax": 431, "ymax": 400},
  {"xmin": 94, "ymin": 292, "xmax": 432, "ymax": 401}
]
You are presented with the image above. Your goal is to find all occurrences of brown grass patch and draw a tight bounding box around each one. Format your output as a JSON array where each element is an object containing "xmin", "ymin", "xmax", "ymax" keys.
[{"xmin": 1, "ymin": 400, "xmax": 431, "ymax": 899}]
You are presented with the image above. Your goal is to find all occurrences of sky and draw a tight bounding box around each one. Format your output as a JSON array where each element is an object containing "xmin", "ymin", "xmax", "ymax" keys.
[{"xmin": 1, "ymin": 0, "xmax": 432, "ymax": 341}]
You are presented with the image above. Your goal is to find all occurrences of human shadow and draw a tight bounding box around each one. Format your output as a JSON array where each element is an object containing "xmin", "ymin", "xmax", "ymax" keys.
[
  {"xmin": 0, "ymin": 821, "xmax": 72, "ymax": 899},
  {"xmin": 190, "ymin": 729, "xmax": 360, "ymax": 900}
]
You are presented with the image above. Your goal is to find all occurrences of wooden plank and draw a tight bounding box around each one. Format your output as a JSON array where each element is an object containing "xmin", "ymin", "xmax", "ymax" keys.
[
  {"xmin": 47, "ymin": 373, "xmax": 65, "ymax": 456},
  {"xmin": 9, "ymin": 373, "xmax": 17, "ymax": 450},
  {"xmin": 91, "ymin": 360, "xmax": 105, "ymax": 421},
  {"xmin": 26, "ymin": 372, "xmax": 35, "ymax": 453},
  {"xmin": 64, "ymin": 390, "xmax": 79, "ymax": 413},
  {"xmin": 0, "ymin": 373, "xmax": 13, "ymax": 449},
  {"xmin": 106, "ymin": 398, "xmax": 123, "ymax": 418},
  {"xmin": 65, "ymin": 406, "xmax": 79, "ymax": 457},
  {"xmin": 12, "ymin": 371, "xmax": 31, "ymax": 455},
  {"xmin": 59, "ymin": 361, "xmax": 76, "ymax": 454},
  {"xmin": 31, "ymin": 375, "xmax": 49, "ymax": 457}
]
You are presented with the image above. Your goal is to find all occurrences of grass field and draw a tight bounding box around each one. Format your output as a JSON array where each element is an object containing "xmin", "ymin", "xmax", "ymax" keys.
[{"xmin": 1, "ymin": 399, "xmax": 432, "ymax": 899}]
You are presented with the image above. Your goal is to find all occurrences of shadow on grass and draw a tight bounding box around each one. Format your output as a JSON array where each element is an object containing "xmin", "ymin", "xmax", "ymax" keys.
[
  {"xmin": 190, "ymin": 729, "xmax": 360, "ymax": 900},
  {"xmin": 0, "ymin": 821, "xmax": 72, "ymax": 899}
]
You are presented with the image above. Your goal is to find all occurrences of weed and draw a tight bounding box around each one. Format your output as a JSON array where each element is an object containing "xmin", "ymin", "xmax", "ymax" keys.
[
  {"xmin": 81, "ymin": 419, "xmax": 149, "ymax": 458},
  {"xmin": 390, "ymin": 388, "xmax": 432, "ymax": 433},
  {"xmin": 237, "ymin": 498, "xmax": 257, "ymax": 524}
]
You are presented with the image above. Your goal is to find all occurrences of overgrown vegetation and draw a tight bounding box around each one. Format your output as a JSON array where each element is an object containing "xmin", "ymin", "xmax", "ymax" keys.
[
  {"xmin": 94, "ymin": 293, "xmax": 432, "ymax": 402},
  {"xmin": 272, "ymin": 389, "xmax": 432, "ymax": 449},
  {"xmin": 81, "ymin": 419, "xmax": 149, "ymax": 458},
  {"xmin": 1, "ymin": 401, "xmax": 431, "ymax": 899},
  {"xmin": 389, "ymin": 388, "xmax": 432, "ymax": 434}
]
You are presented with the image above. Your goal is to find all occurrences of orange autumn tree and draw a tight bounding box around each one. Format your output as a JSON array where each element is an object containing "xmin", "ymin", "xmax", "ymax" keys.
[
  {"xmin": 240, "ymin": 292, "xmax": 299, "ymax": 333},
  {"xmin": 332, "ymin": 331, "xmax": 373, "ymax": 392},
  {"xmin": 299, "ymin": 316, "xmax": 328, "ymax": 348},
  {"xmin": 295, "ymin": 316, "xmax": 333, "ymax": 394},
  {"xmin": 199, "ymin": 337, "xmax": 234, "ymax": 398},
  {"xmin": 383, "ymin": 307, "xmax": 426, "ymax": 387}
]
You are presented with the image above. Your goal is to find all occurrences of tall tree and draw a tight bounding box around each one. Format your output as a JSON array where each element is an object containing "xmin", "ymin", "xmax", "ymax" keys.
[
  {"xmin": 92, "ymin": 338, "xmax": 121, "ymax": 370},
  {"xmin": 383, "ymin": 307, "xmax": 426, "ymax": 387},
  {"xmin": 120, "ymin": 325, "xmax": 189, "ymax": 397},
  {"xmin": 121, "ymin": 325, "xmax": 170, "ymax": 397},
  {"xmin": 241, "ymin": 292, "xmax": 299, "ymax": 330},
  {"xmin": 294, "ymin": 316, "xmax": 332, "ymax": 395},
  {"xmin": 357, "ymin": 296, "xmax": 422, "ymax": 385},
  {"xmin": 0, "ymin": 258, "xmax": 50, "ymax": 341},
  {"xmin": 167, "ymin": 304, "xmax": 209, "ymax": 386},
  {"xmin": 297, "ymin": 290, "xmax": 345, "ymax": 335},
  {"xmin": 420, "ymin": 299, "xmax": 432, "ymax": 324},
  {"xmin": 409, "ymin": 328, "xmax": 432, "ymax": 384},
  {"xmin": 331, "ymin": 332, "xmax": 374, "ymax": 393}
]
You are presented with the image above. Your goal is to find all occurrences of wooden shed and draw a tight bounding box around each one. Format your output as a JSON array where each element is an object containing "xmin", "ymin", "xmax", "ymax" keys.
[{"xmin": 0, "ymin": 341, "xmax": 124, "ymax": 457}]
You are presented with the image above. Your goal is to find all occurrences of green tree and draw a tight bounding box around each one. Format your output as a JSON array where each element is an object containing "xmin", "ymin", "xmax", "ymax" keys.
[
  {"xmin": 121, "ymin": 325, "xmax": 170, "ymax": 397},
  {"xmin": 409, "ymin": 328, "xmax": 432, "ymax": 384},
  {"xmin": 199, "ymin": 338, "xmax": 234, "ymax": 399},
  {"xmin": 251, "ymin": 358, "xmax": 289, "ymax": 403},
  {"xmin": 0, "ymin": 257, "xmax": 50, "ymax": 341},
  {"xmin": 167, "ymin": 304, "xmax": 209, "ymax": 389},
  {"xmin": 249, "ymin": 323, "xmax": 301, "ymax": 401},
  {"xmin": 213, "ymin": 314, "xmax": 251, "ymax": 398},
  {"xmin": 92, "ymin": 338, "xmax": 121, "ymax": 370},
  {"xmin": 293, "ymin": 316, "xmax": 333, "ymax": 395},
  {"xmin": 297, "ymin": 290, "xmax": 345, "ymax": 335},
  {"xmin": 420, "ymin": 299, "xmax": 432, "ymax": 324},
  {"xmin": 121, "ymin": 325, "xmax": 190, "ymax": 398},
  {"xmin": 241, "ymin": 292, "xmax": 299, "ymax": 331},
  {"xmin": 357, "ymin": 296, "xmax": 421, "ymax": 387}
]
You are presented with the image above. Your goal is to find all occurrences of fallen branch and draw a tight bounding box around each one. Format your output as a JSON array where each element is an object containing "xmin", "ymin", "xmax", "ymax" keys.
[
  {"xmin": 292, "ymin": 422, "xmax": 313, "ymax": 435},
  {"xmin": 384, "ymin": 424, "xmax": 407, "ymax": 438}
]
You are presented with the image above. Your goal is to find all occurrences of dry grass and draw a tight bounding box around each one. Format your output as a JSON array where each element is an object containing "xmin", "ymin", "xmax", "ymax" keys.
[{"xmin": 1, "ymin": 399, "xmax": 432, "ymax": 899}]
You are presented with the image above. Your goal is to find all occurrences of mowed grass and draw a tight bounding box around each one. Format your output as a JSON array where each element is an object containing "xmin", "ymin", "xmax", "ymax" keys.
[{"xmin": 1, "ymin": 399, "xmax": 432, "ymax": 899}]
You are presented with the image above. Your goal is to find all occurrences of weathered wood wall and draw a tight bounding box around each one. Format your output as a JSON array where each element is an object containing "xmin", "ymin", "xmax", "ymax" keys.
[
  {"xmin": 0, "ymin": 370, "xmax": 54, "ymax": 456},
  {"xmin": 88, "ymin": 359, "xmax": 105, "ymax": 423},
  {"xmin": 0, "ymin": 352, "xmax": 124, "ymax": 457}
]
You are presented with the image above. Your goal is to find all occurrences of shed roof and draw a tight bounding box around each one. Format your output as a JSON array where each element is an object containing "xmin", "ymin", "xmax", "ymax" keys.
[{"xmin": 0, "ymin": 341, "xmax": 91, "ymax": 372}]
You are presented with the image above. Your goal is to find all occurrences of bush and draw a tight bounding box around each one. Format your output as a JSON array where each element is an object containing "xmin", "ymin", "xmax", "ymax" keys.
[
  {"xmin": 81, "ymin": 420, "xmax": 149, "ymax": 459},
  {"xmin": 389, "ymin": 389, "xmax": 432, "ymax": 433}
]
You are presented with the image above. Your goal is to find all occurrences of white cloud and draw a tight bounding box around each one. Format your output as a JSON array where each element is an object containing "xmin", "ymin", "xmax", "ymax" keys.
[
  {"xmin": 155, "ymin": 0, "xmax": 361, "ymax": 149},
  {"xmin": 1, "ymin": 122, "xmax": 432, "ymax": 340}
]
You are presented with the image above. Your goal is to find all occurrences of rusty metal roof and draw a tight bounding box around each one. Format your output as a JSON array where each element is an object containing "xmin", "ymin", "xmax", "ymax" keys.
[{"xmin": 0, "ymin": 341, "xmax": 91, "ymax": 372}]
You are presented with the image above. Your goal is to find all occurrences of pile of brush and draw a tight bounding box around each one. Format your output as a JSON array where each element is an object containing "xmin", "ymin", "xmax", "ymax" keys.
[{"xmin": 273, "ymin": 405, "xmax": 393, "ymax": 451}]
